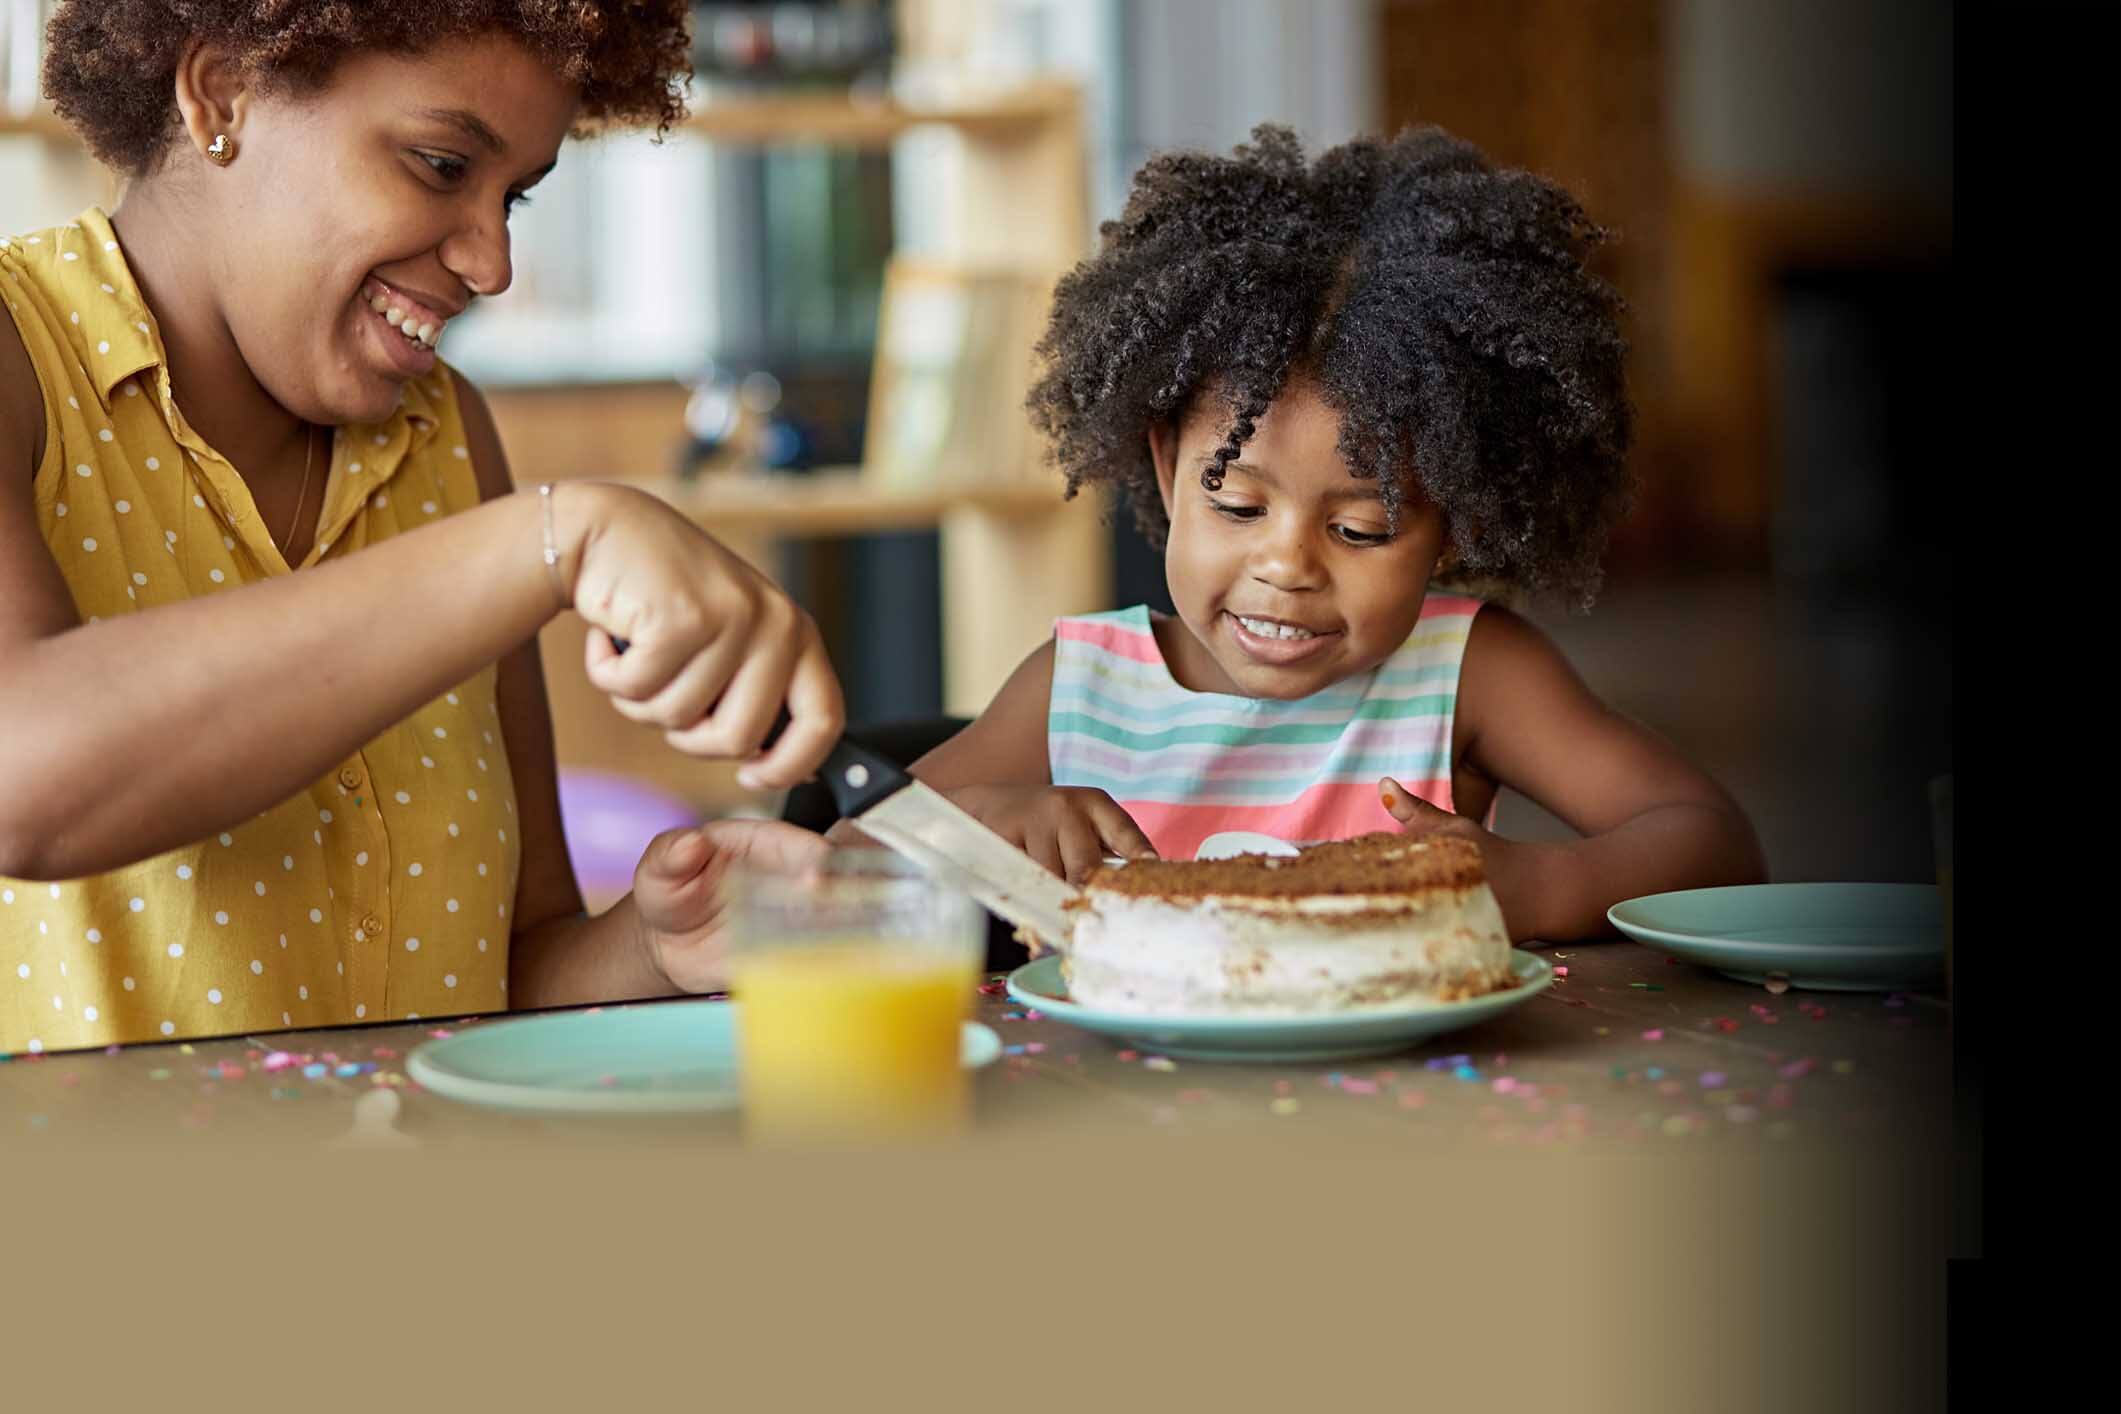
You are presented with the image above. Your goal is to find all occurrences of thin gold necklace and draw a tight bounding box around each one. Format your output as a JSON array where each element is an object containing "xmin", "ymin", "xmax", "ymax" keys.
[{"xmin": 278, "ymin": 423, "xmax": 317, "ymax": 561}]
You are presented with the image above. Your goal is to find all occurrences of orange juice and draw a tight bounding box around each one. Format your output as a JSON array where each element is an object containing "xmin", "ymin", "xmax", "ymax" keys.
[{"xmin": 732, "ymin": 943, "xmax": 978, "ymax": 1140}]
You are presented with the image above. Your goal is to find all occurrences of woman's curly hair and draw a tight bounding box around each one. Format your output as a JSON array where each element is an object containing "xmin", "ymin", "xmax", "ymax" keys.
[
  {"xmin": 1028, "ymin": 123, "xmax": 1634, "ymax": 609},
  {"xmin": 42, "ymin": 0, "xmax": 692, "ymax": 176}
]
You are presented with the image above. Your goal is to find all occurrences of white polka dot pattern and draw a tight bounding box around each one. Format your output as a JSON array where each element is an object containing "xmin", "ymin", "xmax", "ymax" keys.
[{"xmin": 1, "ymin": 207, "xmax": 522, "ymax": 1053}]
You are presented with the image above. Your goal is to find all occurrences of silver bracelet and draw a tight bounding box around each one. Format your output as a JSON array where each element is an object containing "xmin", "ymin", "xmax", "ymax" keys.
[{"xmin": 537, "ymin": 483, "xmax": 568, "ymax": 607}]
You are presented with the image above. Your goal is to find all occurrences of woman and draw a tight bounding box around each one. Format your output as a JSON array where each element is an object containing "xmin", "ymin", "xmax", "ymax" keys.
[{"xmin": 0, "ymin": 2, "xmax": 843, "ymax": 1055}]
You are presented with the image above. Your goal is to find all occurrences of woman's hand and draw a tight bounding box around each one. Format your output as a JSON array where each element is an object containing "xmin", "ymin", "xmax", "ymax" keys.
[
  {"xmin": 941, "ymin": 784, "xmax": 1157, "ymax": 884},
  {"xmin": 1379, "ymin": 777, "xmax": 1549, "ymax": 941},
  {"xmin": 630, "ymin": 820, "xmax": 835, "ymax": 994},
  {"xmin": 555, "ymin": 483, "xmax": 843, "ymax": 789}
]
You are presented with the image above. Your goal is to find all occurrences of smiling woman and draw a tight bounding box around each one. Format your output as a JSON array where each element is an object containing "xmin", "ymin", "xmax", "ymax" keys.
[{"xmin": 0, "ymin": 2, "xmax": 848, "ymax": 1056}]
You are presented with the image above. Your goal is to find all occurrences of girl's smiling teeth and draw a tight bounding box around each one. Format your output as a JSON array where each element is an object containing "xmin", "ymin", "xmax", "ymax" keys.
[{"xmin": 1234, "ymin": 614, "xmax": 1319, "ymax": 641}]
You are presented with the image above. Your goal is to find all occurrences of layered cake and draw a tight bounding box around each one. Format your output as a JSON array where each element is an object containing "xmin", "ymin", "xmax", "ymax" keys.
[{"xmin": 1060, "ymin": 833, "xmax": 1516, "ymax": 1015}]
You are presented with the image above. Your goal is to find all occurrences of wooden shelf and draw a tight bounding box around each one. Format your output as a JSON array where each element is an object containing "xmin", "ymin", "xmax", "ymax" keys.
[
  {"xmin": 677, "ymin": 80, "xmax": 1076, "ymax": 147},
  {"xmin": 1, "ymin": 85, "xmax": 1076, "ymax": 150},
  {"xmin": 630, "ymin": 467, "xmax": 1077, "ymax": 538},
  {"xmin": 0, "ymin": 107, "xmax": 72, "ymax": 143}
]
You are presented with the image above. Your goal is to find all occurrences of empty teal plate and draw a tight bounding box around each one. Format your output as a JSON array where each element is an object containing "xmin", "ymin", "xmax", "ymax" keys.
[
  {"xmin": 407, "ymin": 1000, "xmax": 1003, "ymax": 1114},
  {"xmin": 1004, "ymin": 951, "xmax": 1552, "ymax": 1064},
  {"xmin": 1607, "ymin": 883, "xmax": 1944, "ymax": 992}
]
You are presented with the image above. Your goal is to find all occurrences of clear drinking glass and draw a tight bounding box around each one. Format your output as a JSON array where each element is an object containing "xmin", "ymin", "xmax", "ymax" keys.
[{"xmin": 726, "ymin": 851, "xmax": 984, "ymax": 1143}]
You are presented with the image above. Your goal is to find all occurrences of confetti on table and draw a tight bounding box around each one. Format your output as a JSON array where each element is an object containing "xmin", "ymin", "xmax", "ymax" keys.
[
  {"xmin": 1726, "ymin": 1104, "xmax": 1758, "ymax": 1124},
  {"xmin": 1699, "ymin": 1071, "xmax": 1727, "ymax": 1088},
  {"xmin": 1778, "ymin": 1058, "xmax": 1815, "ymax": 1080},
  {"xmin": 1832, "ymin": 1059, "xmax": 1856, "ymax": 1075},
  {"xmin": 1553, "ymin": 966, "xmax": 1569, "ymax": 978},
  {"xmin": 1116, "ymin": 1049, "xmax": 1138, "ymax": 1063},
  {"xmin": 1645, "ymin": 1066, "xmax": 1665, "ymax": 1080},
  {"xmin": 1340, "ymin": 1078, "xmax": 1379, "ymax": 1096},
  {"xmin": 1142, "ymin": 1056, "xmax": 1177, "ymax": 1072},
  {"xmin": 1764, "ymin": 974, "xmax": 1790, "ymax": 995},
  {"xmin": 1714, "ymin": 1017, "xmax": 1741, "ymax": 1033},
  {"xmin": 1399, "ymin": 1090, "xmax": 1427, "ymax": 1109},
  {"xmin": 1641, "ymin": 1028, "xmax": 1664, "ymax": 1041},
  {"xmin": 1628, "ymin": 982, "xmax": 1664, "ymax": 991},
  {"xmin": 1270, "ymin": 1097, "xmax": 1301, "ymax": 1116}
]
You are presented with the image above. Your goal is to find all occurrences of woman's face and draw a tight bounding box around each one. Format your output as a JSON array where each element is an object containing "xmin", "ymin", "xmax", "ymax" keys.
[
  {"xmin": 1150, "ymin": 375, "xmax": 1447, "ymax": 700},
  {"xmin": 202, "ymin": 34, "xmax": 576, "ymax": 424}
]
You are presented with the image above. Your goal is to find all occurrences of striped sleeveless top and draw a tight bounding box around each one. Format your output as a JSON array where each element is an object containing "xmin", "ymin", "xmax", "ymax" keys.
[{"xmin": 1048, "ymin": 594, "xmax": 1486, "ymax": 861}]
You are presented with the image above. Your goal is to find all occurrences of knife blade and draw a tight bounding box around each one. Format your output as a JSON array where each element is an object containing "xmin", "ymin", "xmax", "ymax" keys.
[{"xmin": 810, "ymin": 734, "xmax": 1081, "ymax": 953}]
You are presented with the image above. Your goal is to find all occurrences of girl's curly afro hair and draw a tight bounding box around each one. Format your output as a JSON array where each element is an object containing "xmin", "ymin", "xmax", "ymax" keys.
[
  {"xmin": 1027, "ymin": 123, "xmax": 1635, "ymax": 609},
  {"xmin": 41, "ymin": 0, "xmax": 692, "ymax": 176}
]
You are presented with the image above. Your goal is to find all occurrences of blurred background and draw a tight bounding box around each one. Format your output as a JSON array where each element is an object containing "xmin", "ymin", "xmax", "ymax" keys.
[{"xmin": 1, "ymin": 0, "xmax": 1951, "ymax": 908}]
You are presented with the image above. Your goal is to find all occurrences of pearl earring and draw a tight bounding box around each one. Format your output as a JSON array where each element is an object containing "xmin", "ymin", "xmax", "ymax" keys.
[{"xmin": 205, "ymin": 133, "xmax": 235, "ymax": 166}]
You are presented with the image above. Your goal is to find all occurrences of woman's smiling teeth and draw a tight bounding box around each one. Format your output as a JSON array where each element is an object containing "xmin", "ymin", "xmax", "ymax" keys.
[
  {"xmin": 370, "ymin": 293, "xmax": 441, "ymax": 347},
  {"xmin": 1235, "ymin": 615, "xmax": 1318, "ymax": 641},
  {"xmin": 363, "ymin": 282, "xmax": 447, "ymax": 349}
]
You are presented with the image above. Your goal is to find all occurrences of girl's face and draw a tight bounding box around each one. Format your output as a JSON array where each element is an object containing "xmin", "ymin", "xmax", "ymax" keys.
[
  {"xmin": 192, "ymin": 34, "xmax": 576, "ymax": 424},
  {"xmin": 1150, "ymin": 376, "xmax": 1447, "ymax": 700}
]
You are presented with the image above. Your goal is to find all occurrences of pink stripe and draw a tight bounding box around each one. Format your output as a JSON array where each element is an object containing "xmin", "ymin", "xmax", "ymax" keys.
[
  {"xmin": 1120, "ymin": 777, "xmax": 1456, "ymax": 862},
  {"xmin": 1055, "ymin": 617, "xmax": 1163, "ymax": 665}
]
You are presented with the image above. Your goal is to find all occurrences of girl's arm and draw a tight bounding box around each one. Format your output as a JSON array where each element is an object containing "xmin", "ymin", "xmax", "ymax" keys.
[
  {"xmin": 1404, "ymin": 604, "xmax": 1766, "ymax": 942},
  {"xmin": 828, "ymin": 638, "xmax": 1155, "ymax": 882}
]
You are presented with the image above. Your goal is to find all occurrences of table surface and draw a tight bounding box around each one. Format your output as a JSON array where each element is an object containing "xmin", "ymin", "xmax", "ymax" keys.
[{"xmin": 0, "ymin": 937, "xmax": 1951, "ymax": 1153}]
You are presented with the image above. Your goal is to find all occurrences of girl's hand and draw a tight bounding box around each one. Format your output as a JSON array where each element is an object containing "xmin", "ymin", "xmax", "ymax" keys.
[
  {"xmin": 556, "ymin": 483, "xmax": 844, "ymax": 789},
  {"xmin": 1379, "ymin": 777, "xmax": 1546, "ymax": 941},
  {"xmin": 631, "ymin": 820, "xmax": 834, "ymax": 993},
  {"xmin": 942, "ymin": 784, "xmax": 1157, "ymax": 884}
]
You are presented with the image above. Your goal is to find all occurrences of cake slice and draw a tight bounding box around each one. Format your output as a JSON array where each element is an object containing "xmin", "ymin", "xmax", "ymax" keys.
[{"xmin": 1060, "ymin": 833, "xmax": 1516, "ymax": 1015}]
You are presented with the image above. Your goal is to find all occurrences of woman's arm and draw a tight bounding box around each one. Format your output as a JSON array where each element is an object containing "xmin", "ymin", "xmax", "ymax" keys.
[
  {"xmin": 1425, "ymin": 604, "xmax": 1767, "ymax": 941},
  {"xmin": 0, "ymin": 320, "xmax": 838, "ymax": 881}
]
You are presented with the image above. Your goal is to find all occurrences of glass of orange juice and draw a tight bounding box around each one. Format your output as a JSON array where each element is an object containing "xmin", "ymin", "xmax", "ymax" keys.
[{"xmin": 727, "ymin": 850, "xmax": 984, "ymax": 1143}]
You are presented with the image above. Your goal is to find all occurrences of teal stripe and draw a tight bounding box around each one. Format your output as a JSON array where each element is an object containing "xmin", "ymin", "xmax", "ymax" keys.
[
  {"xmin": 1049, "ymin": 695, "xmax": 1458, "ymax": 751},
  {"xmin": 1051, "ymin": 758, "xmax": 1454, "ymax": 800},
  {"xmin": 1049, "ymin": 680, "xmax": 1455, "ymax": 727}
]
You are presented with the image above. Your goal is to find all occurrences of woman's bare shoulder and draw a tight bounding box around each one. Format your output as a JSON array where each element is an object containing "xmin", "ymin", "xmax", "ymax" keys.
[{"xmin": 0, "ymin": 292, "xmax": 47, "ymax": 480}]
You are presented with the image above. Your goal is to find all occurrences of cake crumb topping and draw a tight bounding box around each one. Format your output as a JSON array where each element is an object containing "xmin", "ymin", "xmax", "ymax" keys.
[{"xmin": 1082, "ymin": 832, "xmax": 1487, "ymax": 901}]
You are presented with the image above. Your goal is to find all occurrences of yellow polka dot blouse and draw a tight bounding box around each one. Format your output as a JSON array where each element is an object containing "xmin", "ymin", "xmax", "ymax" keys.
[{"xmin": 1, "ymin": 209, "xmax": 522, "ymax": 1056}]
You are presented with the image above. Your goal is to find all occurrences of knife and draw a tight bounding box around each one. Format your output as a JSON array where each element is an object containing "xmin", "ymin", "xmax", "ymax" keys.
[
  {"xmin": 806, "ymin": 733, "xmax": 1082, "ymax": 954},
  {"xmin": 606, "ymin": 635, "xmax": 1079, "ymax": 951}
]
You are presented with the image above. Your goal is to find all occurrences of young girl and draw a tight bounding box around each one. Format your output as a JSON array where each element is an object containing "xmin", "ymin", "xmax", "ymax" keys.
[
  {"xmin": 0, "ymin": 2, "xmax": 842, "ymax": 1056},
  {"xmin": 899, "ymin": 124, "xmax": 1765, "ymax": 943}
]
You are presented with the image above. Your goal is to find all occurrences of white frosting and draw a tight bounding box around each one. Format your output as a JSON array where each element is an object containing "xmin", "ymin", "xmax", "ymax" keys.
[{"xmin": 1066, "ymin": 884, "xmax": 1513, "ymax": 1016}]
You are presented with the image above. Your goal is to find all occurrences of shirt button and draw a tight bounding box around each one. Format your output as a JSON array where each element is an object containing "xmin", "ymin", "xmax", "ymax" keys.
[
  {"xmin": 359, "ymin": 915, "xmax": 383, "ymax": 938},
  {"xmin": 339, "ymin": 765, "xmax": 363, "ymax": 790}
]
